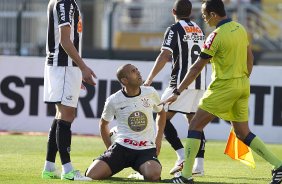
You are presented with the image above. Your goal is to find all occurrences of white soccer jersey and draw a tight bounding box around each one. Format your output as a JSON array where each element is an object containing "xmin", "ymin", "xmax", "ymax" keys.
[{"xmin": 102, "ymin": 86, "xmax": 163, "ymax": 150}]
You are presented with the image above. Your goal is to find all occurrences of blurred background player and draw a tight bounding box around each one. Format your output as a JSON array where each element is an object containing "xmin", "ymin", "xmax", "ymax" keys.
[
  {"xmin": 161, "ymin": 0, "xmax": 282, "ymax": 183},
  {"xmin": 85, "ymin": 64, "xmax": 166, "ymax": 182},
  {"xmin": 42, "ymin": 0, "xmax": 96, "ymax": 181},
  {"xmin": 144, "ymin": 0, "xmax": 206, "ymax": 176}
]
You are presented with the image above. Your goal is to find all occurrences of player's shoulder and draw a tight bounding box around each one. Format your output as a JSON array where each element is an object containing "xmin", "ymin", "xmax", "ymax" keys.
[
  {"xmin": 165, "ymin": 23, "xmax": 179, "ymax": 32},
  {"xmin": 106, "ymin": 89, "xmax": 123, "ymax": 102},
  {"xmin": 140, "ymin": 86, "xmax": 158, "ymax": 94}
]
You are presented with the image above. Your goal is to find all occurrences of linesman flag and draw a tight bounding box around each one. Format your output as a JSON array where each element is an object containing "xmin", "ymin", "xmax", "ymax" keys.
[{"xmin": 224, "ymin": 128, "xmax": 256, "ymax": 168}]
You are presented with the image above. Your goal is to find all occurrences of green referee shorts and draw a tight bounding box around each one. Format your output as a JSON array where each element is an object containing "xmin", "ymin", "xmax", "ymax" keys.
[{"xmin": 198, "ymin": 76, "xmax": 250, "ymax": 122}]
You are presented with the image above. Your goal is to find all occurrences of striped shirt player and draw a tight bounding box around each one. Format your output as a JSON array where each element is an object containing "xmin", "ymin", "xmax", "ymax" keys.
[
  {"xmin": 44, "ymin": 0, "xmax": 96, "ymax": 107},
  {"xmin": 144, "ymin": 0, "xmax": 207, "ymax": 177},
  {"xmin": 42, "ymin": 0, "xmax": 96, "ymax": 181},
  {"xmin": 161, "ymin": 19, "xmax": 206, "ymax": 114},
  {"xmin": 46, "ymin": 0, "xmax": 82, "ymax": 67}
]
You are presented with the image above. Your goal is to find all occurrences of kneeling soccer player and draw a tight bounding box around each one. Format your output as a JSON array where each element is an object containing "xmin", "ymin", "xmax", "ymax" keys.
[{"xmin": 85, "ymin": 64, "xmax": 166, "ymax": 181}]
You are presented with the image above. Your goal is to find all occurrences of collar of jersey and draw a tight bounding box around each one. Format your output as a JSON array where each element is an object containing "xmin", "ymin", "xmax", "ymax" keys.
[
  {"xmin": 216, "ymin": 18, "xmax": 232, "ymax": 28},
  {"xmin": 121, "ymin": 87, "xmax": 141, "ymax": 98}
]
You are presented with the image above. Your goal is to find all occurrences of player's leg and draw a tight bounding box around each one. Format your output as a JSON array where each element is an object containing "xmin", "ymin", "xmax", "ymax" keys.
[
  {"xmin": 85, "ymin": 160, "xmax": 112, "ymax": 179},
  {"xmin": 42, "ymin": 118, "xmax": 59, "ymax": 179},
  {"xmin": 55, "ymin": 104, "xmax": 76, "ymax": 178},
  {"xmin": 42, "ymin": 66, "xmax": 66, "ymax": 179},
  {"xmin": 181, "ymin": 108, "xmax": 215, "ymax": 180},
  {"xmin": 135, "ymin": 148, "xmax": 162, "ymax": 182},
  {"xmin": 164, "ymin": 111, "xmax": 186, "ymax": 174},
  {"xmin": 232, "ymin": 122, "xmax": 282, "ymax": 184},
  {"xmin": 86, "ymin": 143, "xmax": 129, "ymax": 180},
  {"xmin": 187, "ymin": 113, "xmax": 205, "ymax": 176},
  {"xmin": 53, "ymin": 67, "xmax": 90, "ymax": 180},
  {"xmin": 231, "ymin": 80, "xmax": 282, "ymax": 184},
  {"xmin": 139, "ymin": 160, "xmax": 162, "ymax": 181}
]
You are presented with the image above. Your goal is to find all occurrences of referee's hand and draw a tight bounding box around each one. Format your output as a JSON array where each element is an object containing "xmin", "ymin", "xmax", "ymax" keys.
[{"xmin": 158, "ymin": 94, "xmax": 178, "ymax": 106}]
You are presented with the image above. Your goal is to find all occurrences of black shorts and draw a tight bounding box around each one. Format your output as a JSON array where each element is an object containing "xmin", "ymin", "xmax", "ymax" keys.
[{"xmin": 96, "ymin": 143, "xmax": 161, "ymax": 175}]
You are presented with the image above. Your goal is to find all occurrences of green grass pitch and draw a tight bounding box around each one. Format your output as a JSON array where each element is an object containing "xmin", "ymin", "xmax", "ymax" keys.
[{"xmin": 0, "ymin": 134, "xmax": 281, "ymax": 184}]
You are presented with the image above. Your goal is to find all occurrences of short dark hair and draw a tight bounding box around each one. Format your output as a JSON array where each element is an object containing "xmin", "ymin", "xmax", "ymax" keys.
[
  {"xmin": 116, "ymin": 64, "xmax": 131, "ymax": 85},
  {"xmin": 202, "ymin": 0, "xmax": 226, "ymax": 17},
  {"xmin": 173, "ymin": 0, "xmax": 192, "ymax": 19}
]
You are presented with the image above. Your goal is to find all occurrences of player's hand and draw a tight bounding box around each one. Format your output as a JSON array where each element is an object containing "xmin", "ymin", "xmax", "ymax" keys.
[
  {"xmin": 155, "ymin": 136, "xmax": 162, "ymax": 156},
  {"xmin": 81, "ymin": 66, "xmax": 97, "ymax": 86},
  {"xmin": 143, "ymin": 79, "xmax": 152, "ymax": 86},
  {"xmin": 158, "ymin": 94, "xmax": 178, "ymax": 106}
]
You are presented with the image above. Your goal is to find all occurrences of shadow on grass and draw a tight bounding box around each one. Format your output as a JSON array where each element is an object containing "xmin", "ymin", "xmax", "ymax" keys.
[
  {"xmin": 91, "ymin": 176, "xmax": 269, "ymax": 184},
  {"xmin": 107, "ymin": 177, "xmax": 232, "ymax": 184},
  {"xmin": 193, "ymin": 175, "xmax": 269, "ymax": 184}
]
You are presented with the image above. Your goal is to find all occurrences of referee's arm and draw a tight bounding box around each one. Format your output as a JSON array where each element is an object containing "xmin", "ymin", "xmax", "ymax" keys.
[{"xmin": 246, "ymin": 45, "xmax": 254, "ymax": 77}]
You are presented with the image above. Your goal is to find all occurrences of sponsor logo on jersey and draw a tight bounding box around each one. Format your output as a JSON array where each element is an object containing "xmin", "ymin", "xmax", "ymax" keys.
[
  {"xmin": 120, "ymin": 106, "xmax": 127, "ymax": 110},
  {"xmin": 184, "ymin": 26, "xmax": 202, "ymax": 33},
  {"xmin": 123, "ymin": 138, "xmax": 148, "ymax": 147},
  {"xmin": 128, "ymin": 111, "xmax": 148, "ymax": 132},
  {"xmin": 183, "ymin": 33, "xmax": 205, "ymax": 42},
  {"xmin": 59, "ymin": 3, "xmax": 66, "ymax": 21},
  {"xmin": 203, "ymin": 32, "xmax": 217, "ymax": 49},
  {"xmin": 77, "ymin": 16, "xmax": 83, "ymax": 33},
  {"xmin": 165, "ymin": 30, "xmax": 174, "ymax": 46}
]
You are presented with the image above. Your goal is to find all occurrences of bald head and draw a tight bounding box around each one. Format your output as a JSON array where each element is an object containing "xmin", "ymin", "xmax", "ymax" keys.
[{"xmin": 116, "ymin": 64, "xmax": 131, "ymax": 85}]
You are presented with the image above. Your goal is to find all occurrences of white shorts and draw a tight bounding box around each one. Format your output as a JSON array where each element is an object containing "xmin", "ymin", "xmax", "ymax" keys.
[
  {"xmin": 161, "ymin": 87, "xmax": 205, "ymax": 114},
  {"xmin": 44, "ymin": 65, "xmax": 82, "ymax": 108}
]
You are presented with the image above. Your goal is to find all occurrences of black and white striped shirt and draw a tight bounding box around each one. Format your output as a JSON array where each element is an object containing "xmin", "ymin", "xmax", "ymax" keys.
[
  {"xmin": 46, "ymin": 0, "xmax": 82, "ymax": 67},
  {"xmin": 162, "ymin": 19, "xmax": 206, "ymax": 90}
]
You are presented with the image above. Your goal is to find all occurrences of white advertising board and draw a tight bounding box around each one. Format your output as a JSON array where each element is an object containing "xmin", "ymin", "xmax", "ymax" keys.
[{"xmin": 0, "ymin": 56, "xmax": 281, "ymax": 143}]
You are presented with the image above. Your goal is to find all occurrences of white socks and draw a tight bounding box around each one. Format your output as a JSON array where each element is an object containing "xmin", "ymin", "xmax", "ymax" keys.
[
  {"xmin": 176, "ymin": 148, "xmax": 185, "ymax": 160},
  {"xmin": 44, "ymin": 161, "xmax": 56, "ymax": 172},
  {"xmin": 62, "ymin": 162, "xmax": 74, "ymax": 174},
  {"xmin": 193, "ymin": 157, "xmax": 204, "ymax": 171}
]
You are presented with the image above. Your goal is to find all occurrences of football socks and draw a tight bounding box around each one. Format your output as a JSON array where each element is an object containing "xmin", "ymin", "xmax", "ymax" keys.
[
  {"xmin": 182, "ymin": 130, "xmax": 202, "ymax": 178},
  {"xmin": 56, "ymin": 120, "xmax": 72, "ymax": 165},
  {"xmin": 46, "ymin": 119, "xmax": 58, "ymax": 162},
  {"xmin": 247, "ymin": 135, "xmax": 282, "ymax": 169},
  {"xmin": 164, "ymin": 120, "xmax": 184, "ymax": 150}
]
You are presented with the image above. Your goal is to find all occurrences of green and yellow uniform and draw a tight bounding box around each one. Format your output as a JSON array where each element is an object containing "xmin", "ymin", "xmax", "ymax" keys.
[{"xmin": 199, "ymin": 18, "xmax": 250, "ymax": 121}]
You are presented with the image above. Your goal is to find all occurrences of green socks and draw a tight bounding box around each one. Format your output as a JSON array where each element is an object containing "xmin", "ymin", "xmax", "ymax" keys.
[
  {"xmin": 249, "ymin": 136, "xmax": 282, "ymax": 169},
  {"xmin": 182, "ymin": 138, "xmax": 201, "ymax": 178}
]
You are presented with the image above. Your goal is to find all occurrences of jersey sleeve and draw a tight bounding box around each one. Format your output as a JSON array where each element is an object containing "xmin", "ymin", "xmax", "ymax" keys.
[
  {"xmin": 161, "ymin": 25, "xmax": 178, "ymax": 53},
  {"xmin": 201, "ymin": 31, "xmax": 219, "ymax": 57},
  {"xmin": 151, "ymin": 88, "xmax": 163, "ymax": 113},
  {"xmin": 101, "ymin": 97, "xmax": 115, "ymax": 122},
  {"xmin": 56, "ymin": 1, "xmax": 73, "ymax": 27}
]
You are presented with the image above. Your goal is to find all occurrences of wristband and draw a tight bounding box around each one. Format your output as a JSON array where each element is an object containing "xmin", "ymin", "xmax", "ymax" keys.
[{"xmin": 172, "ymin": 88, "xmax": 181, "ymax": 96}]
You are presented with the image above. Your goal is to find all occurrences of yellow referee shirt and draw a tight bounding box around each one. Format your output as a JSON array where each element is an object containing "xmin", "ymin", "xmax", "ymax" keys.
[{"xmin": 202, "ymin": 19, "xmax": 249, "ymax": 80}]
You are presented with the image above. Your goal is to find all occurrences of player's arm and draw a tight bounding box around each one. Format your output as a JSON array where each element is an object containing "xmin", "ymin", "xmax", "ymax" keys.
[
  {"xmin": 59, "ymin": 26, "xmax": 96, "ymax": 86},
  {"xmin": 155, "ymin": 108, "xmax": 166, "ymax": 156},
  {"xmin": 99, "ymin": 118, "xmax": 111, "ymax": 149},
  {"xmin": 177, "ymin": 56, "xmax": 210, "ymax": 93},
  {"xmin": 246, "ymin": 45, "xmax": 254, "ymax": 77},
  {"xmin": 144, "ymin": 49, "xmax": 171, "ymax": 86}
]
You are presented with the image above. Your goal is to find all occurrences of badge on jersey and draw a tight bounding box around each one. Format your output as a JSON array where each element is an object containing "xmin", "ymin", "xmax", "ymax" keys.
[
  {"xmin": 203, "ymin": 32, "xmax": 217, "ymax": 49},
  {"xmin": 77, "ymin": 16, "xmax": 83, "ymax": 33},
  {"xmin": 128, "ymin": 111, "xmax": 148, "ymax": 132}
]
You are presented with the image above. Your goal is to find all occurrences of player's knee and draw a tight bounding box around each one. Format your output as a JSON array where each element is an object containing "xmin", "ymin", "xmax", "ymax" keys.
[{"xmin": 143, "ymin": 169, "xmax": 161, "ymax": 181}]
